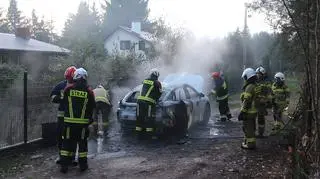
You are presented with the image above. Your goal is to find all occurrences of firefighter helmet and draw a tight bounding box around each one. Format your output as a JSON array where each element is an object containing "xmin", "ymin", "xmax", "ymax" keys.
[
  {"xmin": 97, "ymin": 83, "xmax": 104, "ymax": 88},
  {"xmin": 73, "ymin": 68, "xmax": 88, "ymax": 80},
  {"xmin": 211, "ymin": 72, "xmax": 220, "ymax": 79},
  {"xmin": 274, "ymin": 72, "xmax": 285, "ymax": 81},
  {"xmin": 241, "ymin": 68, "xmax": 256, "ymax": 81},
  {"xmin": 64, "ymin": 66, "xmax": 76, "ymax": 81},
  {"xmin": 256, "ymin": 66, "xmax": 266, "ymax": 75},
  {"xmin": 150, "ymin": 68, "xmax": 160, "ymax": 78}
]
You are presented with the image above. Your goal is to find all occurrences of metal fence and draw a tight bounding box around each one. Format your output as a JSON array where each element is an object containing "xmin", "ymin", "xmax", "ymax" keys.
[{"xmin": 0, "ymin": 71, "xmax": 56, "ymax": 150}]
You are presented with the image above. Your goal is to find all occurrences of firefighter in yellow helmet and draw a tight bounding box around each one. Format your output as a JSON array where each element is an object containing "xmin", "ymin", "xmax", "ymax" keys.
[
  {"xmin": 238, "ymin": 68, "xmax": 257, "ymax": 149},
  {"xmin": 255, "ymin": 66, "xmax": 272, "ymax": 137},
  {"xmin": 136, "ymin": 68, "xmax": 162, "ymax": 140},
  {"xmin": 271, "ymin": 72, "xmax": 290, "ymax": 133},
  {"xmin": 93, "ymin": 84, "xmax": 112, "ymax": 135}
]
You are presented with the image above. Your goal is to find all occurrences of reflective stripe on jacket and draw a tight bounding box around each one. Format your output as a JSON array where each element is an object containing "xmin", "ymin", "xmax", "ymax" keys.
[
  {"xmin": 63, "ymin": 84, "xmax": 96, "ymax": 124},
  {"xmin": 241, "ymin": 83, "xmax": 257, "ymax": 114},
  {"xmin": 212, "ymin": 79, "xmax": 229, "ymax": 101},
  {"xmin": 272, "ymin": 83, "xmax": 290, "ymax": 105},
  {"xmin": 255, "ymin": 79, "xmax": 272, "ymax": 103},
  {"xmin": 137, "ymin": 79, "xmax": 162, "ymax": 104},
  {"xmin": 50, "ymin": 80, "xmax": 68, "ymax": 112},
  {"xmin": 93, "ymin": 87, "xmax": 110, "ymax": 105}
]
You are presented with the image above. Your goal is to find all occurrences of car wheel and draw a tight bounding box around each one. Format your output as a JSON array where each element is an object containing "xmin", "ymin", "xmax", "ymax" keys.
[{"xmin": 200, "ymin": 103, "xmax": 211, "ymax": 125}]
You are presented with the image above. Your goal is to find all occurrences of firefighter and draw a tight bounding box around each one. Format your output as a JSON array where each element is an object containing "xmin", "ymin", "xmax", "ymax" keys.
[
  {"xmin": 93, "ymin": 84, "xmax": 112, "ymax": 135},
  {"xmin": 271, "ymin": 72, "xmax": 290, "ymax": 133},
  {"xmin": 238, "ymin": 68, "xmax": 257, "ymax": 149},
  {"xmin": 60, "ymin": 68, "xmax": 96, "ymax": 173},
  {"xmin": 50, "ymin": 66, "xmax": 76, "ymax": 164},
  {"xmin": 210, "ymin": 72, "xmax": 232, "ymax": 121},
  {"xmin": 255, "ymin": 66, "xmax": 272, "ymax": 137},
  {"xmin": 136, "ymin": 68, "xmax": 162, "ymax": 140}
]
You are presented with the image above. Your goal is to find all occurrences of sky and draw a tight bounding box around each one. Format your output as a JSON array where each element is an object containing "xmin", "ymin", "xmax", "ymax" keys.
[{"xmin": 0, "ymin": 0, "xmax": 273, "ymax": 38}]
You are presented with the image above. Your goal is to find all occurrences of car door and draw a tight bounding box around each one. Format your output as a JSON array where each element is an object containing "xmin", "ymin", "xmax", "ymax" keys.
[
  {"xmin": 184, "ymin": 86, "xmax": 201, "ymax": 121},
  {"xmin": 173, "ymin": 87, "xmax": 193, "ymax": 130},
  {"xmin": 119, "ymin": 91, "xmax": 140, "ymax": 121}
]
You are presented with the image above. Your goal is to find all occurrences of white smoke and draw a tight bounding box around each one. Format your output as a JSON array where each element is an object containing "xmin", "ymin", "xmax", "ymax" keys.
[{"xmin": 131, "ymin": 32, "xmax": 228, "ymax": 93}]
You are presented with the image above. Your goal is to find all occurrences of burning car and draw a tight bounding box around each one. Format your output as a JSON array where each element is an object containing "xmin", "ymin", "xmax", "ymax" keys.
[{"xmin": 117, "ymin": 73, "xmax": 211, "ymax": 135}]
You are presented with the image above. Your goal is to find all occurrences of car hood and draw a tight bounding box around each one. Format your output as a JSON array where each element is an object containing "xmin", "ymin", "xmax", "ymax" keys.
[{"xmin": 162, "ymin": 73, "xmax": 204, "ymax": 93}]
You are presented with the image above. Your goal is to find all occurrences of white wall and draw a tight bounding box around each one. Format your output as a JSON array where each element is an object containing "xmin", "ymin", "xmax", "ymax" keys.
[{"xmin": 104, "ymin": 29, "xmax": 151, "ymax": 57}]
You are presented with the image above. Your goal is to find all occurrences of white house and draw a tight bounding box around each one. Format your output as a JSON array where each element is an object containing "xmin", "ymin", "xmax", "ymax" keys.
[{"xmin": 104, "ymin": 22, "xmax": 154, "ymax": 58}]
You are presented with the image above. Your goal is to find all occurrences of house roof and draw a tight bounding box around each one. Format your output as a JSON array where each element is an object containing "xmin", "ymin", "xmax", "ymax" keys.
[
  {"xmin": 0, "ymin": 33, "xmax": 70, "ymax": 54},
  {"xmin": 105, "ymin": 26, "xmax": 156, "ymax": 43}
]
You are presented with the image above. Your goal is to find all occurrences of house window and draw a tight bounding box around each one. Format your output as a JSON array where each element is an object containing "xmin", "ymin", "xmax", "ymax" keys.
[
  {"xmin": 0, "ymin": 54, "xmax": 9, "ymax": 64},
  {"xmin": 139, "ymin": 41, "xmax": 145, "ymax": 50},
  {"xmin": 120, "ymin": 40, "xmax": 131, "ymax": 50}
]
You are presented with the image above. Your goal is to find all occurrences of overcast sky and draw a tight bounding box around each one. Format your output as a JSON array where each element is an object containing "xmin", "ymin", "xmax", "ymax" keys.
[{"xmin": 0, "ymin": 0, "xmax": 272, "ymax": 38}]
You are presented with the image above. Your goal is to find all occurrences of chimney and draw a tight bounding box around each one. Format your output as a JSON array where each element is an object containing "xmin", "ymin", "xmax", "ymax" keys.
[
  {"xmin": 131, "ymin": 21, "xmax": 141, "ymax": 34},
  {"xmin": 15, "ymin": 27, "xmax": 31, "ymax": 40}
]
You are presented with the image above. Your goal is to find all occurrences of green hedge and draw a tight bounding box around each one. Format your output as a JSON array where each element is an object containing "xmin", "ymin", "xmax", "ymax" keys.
[{"xmin": 0, "ymin": 64, "xmax": 24, "ymax": 90}]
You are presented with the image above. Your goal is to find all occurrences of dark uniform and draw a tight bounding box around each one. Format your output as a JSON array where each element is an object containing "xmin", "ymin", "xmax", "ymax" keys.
[
  {"xmin": 211, "ymin": 77, "xmax": 231, "ymax": 121},
  {"xmin": 255, "ymin": 77, "xmax": 272, "ymax": 136},
  {"xmin": 239, "ymin": 80, "xmax": 257, "ymax": 149},
  {"xmin": 60, "ymin": 80, "xmax": 95, "ymax": 172},
  {"xmin": 136, "ymin": 77, "xmax": 162, "ymax": 138},
  {"xmin": 50, "ymin": 80, "xmax": 70, "ymax": 155},
  {"xmin": 272, "ymin": 83, "xmax": 290, "ymax": 131}
]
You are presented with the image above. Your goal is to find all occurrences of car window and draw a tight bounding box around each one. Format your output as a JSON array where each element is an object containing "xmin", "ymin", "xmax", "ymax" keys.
[
  {"xmin": 166, "ymin": 91, "xmax": 177, "ymax": 101},
  {"xmin": 175, "ymin": 88, "xmax": 187, "ymax": 100},
  {"xmin": 186, "ymin": 87, "xmax": 199, "ymax": 99},
  {"xmin": 126, "ymin": 91, "xmax": 140, "ymax": 103}
]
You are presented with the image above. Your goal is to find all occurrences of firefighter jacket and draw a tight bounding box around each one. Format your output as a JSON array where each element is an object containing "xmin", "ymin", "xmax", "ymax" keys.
[
  {"xmin": 93, "ymin": 87, "xmax": 111, "ymax": 105},
  {"xmin": 272, "ymin": 83, "xmax": 290, "ymax": 108},
  {"xmin": 211, "ymin": 77, "xmax": 229, "ymax": 101},
  {"xmin": 255, "ymin": 78, "xmax": 272, "ymax": 104},
  {"xmin": 240, "ymin": 81, "xmax": 257, "ymax": 114},
  {"xmin": 50, "ymin": 80, "xmax": 71, "ymax": 117},
  {"xmin": 63, "ymin": 82, "xmax": 96, "ymax": 125},
  {"xmin": 137, "ymin": 77, "xmax": 162, "ymax": 104}
]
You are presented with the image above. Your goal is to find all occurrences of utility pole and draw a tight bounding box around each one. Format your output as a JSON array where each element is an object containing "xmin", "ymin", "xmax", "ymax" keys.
[{"xmin": 243, "ymin": 3, "xmax": 248, "ymax": 70}]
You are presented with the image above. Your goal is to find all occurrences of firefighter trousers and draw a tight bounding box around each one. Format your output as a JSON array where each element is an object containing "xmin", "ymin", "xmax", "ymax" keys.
[
  {"xmin": 272, "ymin": 104, "xmax": 285, "ymax": 131},
  {"xmin": 60, "ymin": 124, "xmax": 89, "ymax": 168},
  {"xmin": 242, "ymin": 113, "xmax": 257, "ymax": 148},
  {"xmin": 217, "ymin": 98, "xmax": 231, "ymax": 120},
  {"xmin": 256, "ymin": 103, "xmax": 267, "ymax": 135},
  {"xmin": 94, "ymin": 101, "xmax": 111, "ymax": 127},
  {"xmin": 136, "ymin": 102, "xmax": 156, "ymax": 137},
  {"xmin": 57, "ymin": 117, "xmax": 64, "ymax": 151},
  {"xmin": 273, "ymin": 104, "xmax": 284, "ymax": 122}
]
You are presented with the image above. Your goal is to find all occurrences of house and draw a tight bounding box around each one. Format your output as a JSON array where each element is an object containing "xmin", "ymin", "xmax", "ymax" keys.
[
  {"xmin": 104, "ymin": 22, "xmax": 154, "ymax": 58},
  {"xmin": 0, "ymin": 27, "xmax": 70, "ymax": 78},
  {"xmin": 0, "ymin": 28, "xmax": 69, "ymax": 64}
]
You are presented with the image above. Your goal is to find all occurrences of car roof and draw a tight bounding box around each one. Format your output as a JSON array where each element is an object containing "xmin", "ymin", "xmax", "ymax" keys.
[
  {"xmin": 132, "ymin": 83, "xmax": 184, "ymax": 93},
  {"xmin": 162, "ymin": 73, "xmax": 204, "ymax": 93}
]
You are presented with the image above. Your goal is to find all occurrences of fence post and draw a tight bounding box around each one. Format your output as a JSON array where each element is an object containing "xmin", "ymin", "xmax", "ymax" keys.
[{"xmin": 23, "ymin": 71, "xmax": 28, "ymax": 144}]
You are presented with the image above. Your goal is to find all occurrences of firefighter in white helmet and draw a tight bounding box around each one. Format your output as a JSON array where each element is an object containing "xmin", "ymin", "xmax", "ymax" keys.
[
  {"xmin": 136, "ymin": 68, "xmax": 162, "ymax": 140},
  {"xmin": 60, "ymin": 68, "xmax": 96, "ymax": 173},
  {"xmin": 239, "ymin": 68, "xmax": 258, "ymax": 149},
  {"xmin": 271, "ymin": 72, "xmax": 290, "ymax": 133},
  {"xmin": 255, "ymin": 66, "xmax": 272, "ymax": 137}
]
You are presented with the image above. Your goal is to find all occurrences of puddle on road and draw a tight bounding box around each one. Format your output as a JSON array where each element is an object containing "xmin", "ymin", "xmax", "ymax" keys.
[{"xmin": 209, "ymin": 128, "xmax": 220, "ymax": 136}]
